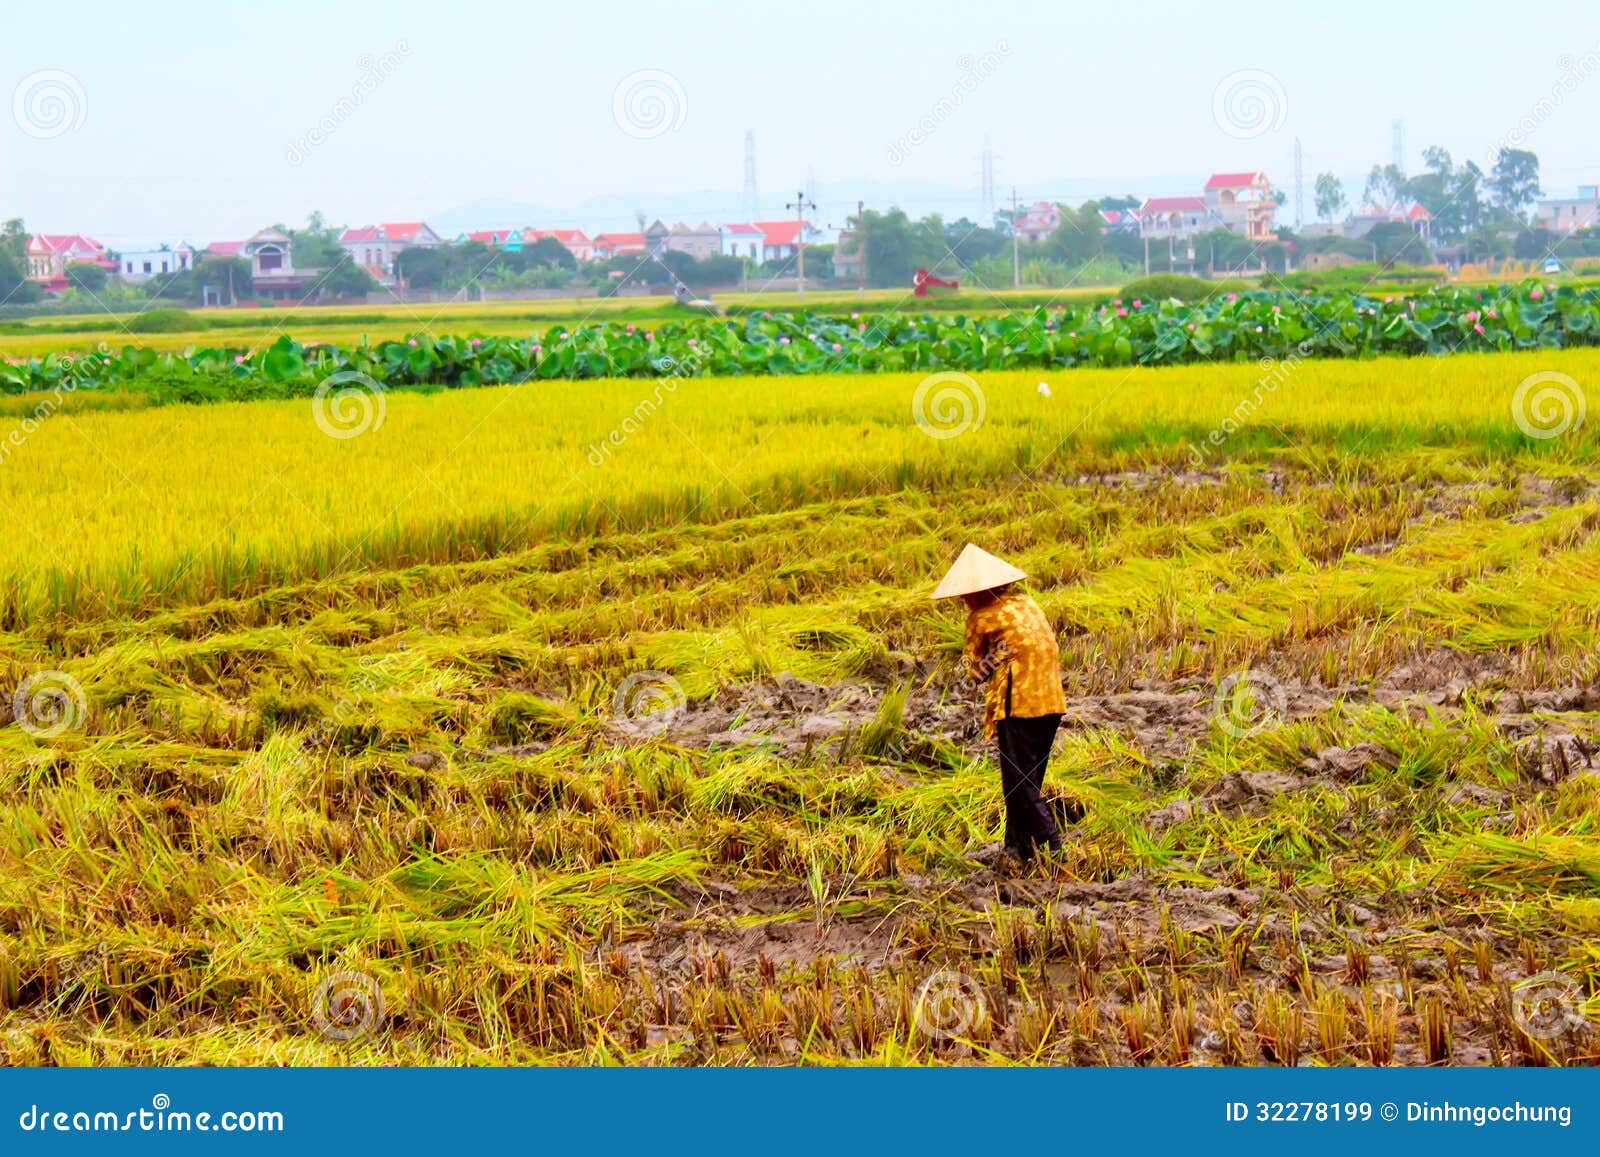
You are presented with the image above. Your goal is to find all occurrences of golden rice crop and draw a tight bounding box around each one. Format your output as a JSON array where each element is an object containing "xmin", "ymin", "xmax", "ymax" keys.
[{"xmin": 1, "ymin": 348, "xmax": 1594, "ymax": 622}]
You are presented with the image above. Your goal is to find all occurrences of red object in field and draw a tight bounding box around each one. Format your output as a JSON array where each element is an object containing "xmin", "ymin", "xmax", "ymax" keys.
[{"xmin": 913, "ymin": 267, "xmax": 959, "ymax": 296}]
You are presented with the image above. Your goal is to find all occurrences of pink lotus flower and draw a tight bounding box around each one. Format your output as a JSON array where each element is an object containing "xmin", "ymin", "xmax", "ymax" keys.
[
  {"xmin": 645, "ymin": 332, "xmax": 654, "ymax": 340},
  {"xmin": 1473, "ymin": 323, "xmax": 1485, "ymax": 334},
  {"xmin": 687, "ymin": 338, "xmax": 697, "ymax": 346},
  {"xmin": 1226, "ymin": 293, "xmax": 1237, "ymax": 302},
  {"xmin": 762, "ymin": 311, "xmax": 771, "ymax": 318},
  {"xmin": 1466, "ymin": 310, "xmax": 1480, "ymax": 321},
  {"xmin": 408, "ymin": 339, "xmax": 417, "ymax": 347},
  {"xmin": 831, "ymin": 342, "xmax": 842, "ymax": 351},
  {"xmin": 1116, "ymin": 308, "xmax": 1127, "ymax": 317},
  {"xmin": 234, "ymin": 355, "xmax": 246, "ymax": 364},
  {"xmin": 1531, "ymin": 288, "xmax": 1544, "ymax": 300},
  {"xmin": 779, "ymin": 336, "xmax": 790, "ymax": 345},
  {"xmin": 470, "ymin": 338, "xmax": 481, "ymax": 347},
  {"xmin": 1132, "ymin": 299, "xmax": 1142, "ymax": 308},
  {"xmin": 531, "ymin": 343, "xmax": 542, "ymax": 353},
  {"xmin": 1113, "ymin": 299, "xmax": 1123, "ymax": 306},
  {"xmin": 1186, "ymin": 324, "xmax": 1194, "ymax": 331},
  {"xmin": 850, "ymin": 312, "xmax": 859, "ymax": 319},
  {"xmin": 1487, "ymin": 309, "xmax": 1497, "ymax": 318}
]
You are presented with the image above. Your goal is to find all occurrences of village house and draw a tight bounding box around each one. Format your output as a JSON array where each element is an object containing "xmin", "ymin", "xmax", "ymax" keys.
[
  {"xmin": 832, "ymin": 228, "xmax": 862, "ymax": 281},
  {"xmin": 1204, "ymin": 172, "xmax": 1277, "ymax": 240},
  {"xmin": 1535, "ymin": 187, "xmax": 1600, "ymax": 234},
  {"xmin": 26, "ymin": 234, "xmax": 113, "ymax": 290},
  {"xmin": 527, "ymin": 228, "xmax": 595, "ymax": 263},
  {"xmin": 1345, "ymin": 201, "xmax": 1432, "ymax": 242},
  {"xmin": 241, "ymin": 226, "xmax": 319, "ymax": 301},
  {"xmin": 643, "ymin": 220, "xmax": 672, "ymax": 256},
  {"xmin": 1098, "ymin": 208, "xmax": 1139, "ymax": 235},
  {"xmin": 456, "ymin": 229, "xmax": 523, "ymax": 251},
  {"xmin": 338, "ymin": 221, "xmax": 443, "ymax": 286},
  {"xmin": 661, "ymin": 221, "xmax": 722, "ymax": 261},
  {"xmin": 117, "ymin": 244, "xmax": 198, "ymax": 282},
  {"xmin": 1137, "ymin": 196, "xmax": 1209, "ymax": 241},
  {"xmin": 719, "ymin": 223, "xmax": 767, "ymax": 262},
  {"xmin": 752, "ymin": 220, "xmax": 821, "ymax": 262},
  {"xmin": 593, "ymin": 232, "xmax": 647, "ymax": 259},
  {"xmin": 1013, "ymin": 201, "xmax": 1061, "ymax": 242}
]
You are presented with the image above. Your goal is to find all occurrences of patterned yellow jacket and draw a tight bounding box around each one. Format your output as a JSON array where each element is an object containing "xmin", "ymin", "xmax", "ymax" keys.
[{"xmin": 962, "ymin": 590, "xmax": 1067, "ymax": 740}]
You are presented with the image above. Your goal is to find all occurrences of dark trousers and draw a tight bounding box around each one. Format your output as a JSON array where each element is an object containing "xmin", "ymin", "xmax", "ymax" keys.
[{"xmin": 996, "ymin": 714, "xmax": 1063, "ymax": 856}]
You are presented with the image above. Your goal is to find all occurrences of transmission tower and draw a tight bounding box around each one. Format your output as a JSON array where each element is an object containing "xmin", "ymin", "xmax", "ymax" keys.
[{"xmin": 742, "ymin": 131, "xmax": 759, "ymax": 219}]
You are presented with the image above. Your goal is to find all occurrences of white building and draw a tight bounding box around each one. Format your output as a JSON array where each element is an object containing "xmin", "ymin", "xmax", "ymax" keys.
[
  {"xmin": 1535, "ymin": 186, "xmax": 1600, "ymax": 235},
  {"xmin": 719, "ymin": 223, "xmax": 767, "ymax": 262},
  {"xmin": 117, "ymin": 244, "xmax": 198, "ymax": 282}
]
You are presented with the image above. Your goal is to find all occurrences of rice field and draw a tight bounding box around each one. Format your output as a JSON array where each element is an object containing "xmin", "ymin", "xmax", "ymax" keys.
[{"xmin": 1, "ymin": 345, "xmax": 1598, "ymax": 1065}]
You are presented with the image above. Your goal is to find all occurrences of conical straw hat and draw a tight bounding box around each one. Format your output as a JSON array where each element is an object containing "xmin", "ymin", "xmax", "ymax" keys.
[{"xmin": 930, "ymin": 543, "xmax": 1028, "ymax": 600}]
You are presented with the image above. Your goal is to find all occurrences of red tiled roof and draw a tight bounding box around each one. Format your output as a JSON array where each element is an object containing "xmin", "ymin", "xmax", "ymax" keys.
[
  {"xmin": 722, "ymin": 223, "xmax": 764, "ymax": 235},
  {"xmin": 204, "ymin": 241, "xmax": 244, "ymax": 257},
  {"xmin": 465, "ymin": 230, "xmax": 515, "ymax": 245},
  {"xmin": 530, "ymin": 229, "xmax": 591, "ymax": 245},
  {"xmin": 754, "ymin": 220, "xmax": 803, "ymax": 246},
  {"xmin": 1407, "ymin": 202, "xmax": 1432, "ymax": 221},
  {"xmin": 381, "ymin": 221, "xmax": 427, "ymax": 241},
  {"xmin": 32, "ymin": 233, "xmax": 103, "ymax": 254},
  {"xmin": 1141, "ymin": 196, "xmax": 1206, "ymax": 213},
  {"xmin": 340, "ymin": 227, "xmax": 383, "ymax": 242},
  {"xmin": 594, "ymin": 232, "xmax": 645, "ymax": 246},
  {"xmin": 1205, "ymin": 171, "xmax": 1266, "ymax": 189}
]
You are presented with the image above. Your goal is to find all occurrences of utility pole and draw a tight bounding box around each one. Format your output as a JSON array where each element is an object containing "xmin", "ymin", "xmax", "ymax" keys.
[
  {"xmin": 787, "ymin": 189, "xmax": 816, "ymax": 295},
  {"xmin": 1011, "ymin": 186, "xmax": 1020, "ymax": 290}
]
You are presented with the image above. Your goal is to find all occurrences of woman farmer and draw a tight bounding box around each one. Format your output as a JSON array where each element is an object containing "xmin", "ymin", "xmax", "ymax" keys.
[{"xmin": 932, "ymin": 544, "xmax": 1069, "ymax": 861}]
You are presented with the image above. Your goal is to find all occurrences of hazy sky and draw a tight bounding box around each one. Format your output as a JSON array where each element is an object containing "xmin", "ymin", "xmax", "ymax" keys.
[{"xmin": 6, "ymin": 0, "xmax": 1600, "ymax": 246}]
